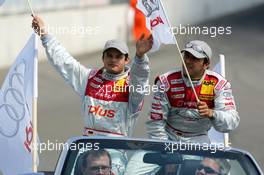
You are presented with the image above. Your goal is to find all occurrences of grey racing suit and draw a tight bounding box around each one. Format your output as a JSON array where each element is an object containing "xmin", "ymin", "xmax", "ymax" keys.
[
  {"xmin": 146, "ymin": 68, "xmax": 240, "ymax": 143},
  {"xmin": 41, "ymin": 35, "xmax": 150, "ymax": 175}
]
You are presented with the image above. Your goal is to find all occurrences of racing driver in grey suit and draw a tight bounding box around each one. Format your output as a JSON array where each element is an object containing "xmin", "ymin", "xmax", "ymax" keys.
[
  {"xmin": 146, "ymin": 40, "xmax": 240, "ymax": 144},
  {"xmin": 32, "ymin": 15, "xmax": 153, "ymax": 175},
  {"xmin": 125, "ymin": 40, "xmax": 240, "ymax": 175}
]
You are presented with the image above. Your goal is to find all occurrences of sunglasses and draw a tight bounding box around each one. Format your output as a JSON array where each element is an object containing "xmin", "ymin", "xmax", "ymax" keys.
[
  {"xmin": 197, "ymin": 164, "xmax": 221, "ymax": 175},
  {"xmin": 186, "ymin": 43, "xmax": 209, "ymax": 60}
]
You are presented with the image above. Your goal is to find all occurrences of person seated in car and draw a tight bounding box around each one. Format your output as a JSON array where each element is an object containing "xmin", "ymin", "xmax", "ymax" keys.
[
  {"xmin": 195, "ymin": 157, "xmax": 230, "ymax": 175},
  {"xmin": 75, "ymin": 149, "xmax": 114, "ymax": 175}
]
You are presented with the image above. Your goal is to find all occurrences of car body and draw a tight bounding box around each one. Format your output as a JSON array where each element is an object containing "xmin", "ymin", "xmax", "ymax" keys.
[{"xmin": 26, "ymin": 136, "xmax": 263, "ymax": 175}]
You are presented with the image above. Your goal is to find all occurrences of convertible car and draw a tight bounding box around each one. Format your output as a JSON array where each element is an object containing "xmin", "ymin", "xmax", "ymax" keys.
[{"xmin": 26, "ymin": 136, "xmax": 263, "ymax": 175}]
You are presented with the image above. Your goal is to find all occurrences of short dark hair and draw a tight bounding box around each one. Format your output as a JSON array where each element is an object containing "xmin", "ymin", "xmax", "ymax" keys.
[
  {"xmin": 82, "ymin": 149, "xmax": 112, "ymax": 168},
  {"xmin": 74, "ymin": 149, "xmax": 112, "ymax": 175},
  {"xmin": 203, "ymin": 57, "xmax": 210, "ymax": 65}
]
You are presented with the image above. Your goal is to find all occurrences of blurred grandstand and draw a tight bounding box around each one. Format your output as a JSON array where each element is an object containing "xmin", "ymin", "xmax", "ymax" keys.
[{"xmin": 0, "ymin": 0, "xmax": 129, "ymax": 15}]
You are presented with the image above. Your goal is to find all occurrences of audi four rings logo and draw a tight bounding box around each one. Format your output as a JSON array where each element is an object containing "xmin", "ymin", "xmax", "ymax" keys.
[
  {"xmin": 142, "ymin": 0, "xmax": 159, "ymax": 17},
  {"xmin": 0, "ymin": 61, "xmax": 29, "ymax": 138}
]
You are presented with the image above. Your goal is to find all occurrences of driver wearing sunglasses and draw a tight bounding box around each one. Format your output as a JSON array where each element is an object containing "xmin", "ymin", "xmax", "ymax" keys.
[{"xmin": 195, "ymin": 158, "xmax": 230, "ymax": 175}]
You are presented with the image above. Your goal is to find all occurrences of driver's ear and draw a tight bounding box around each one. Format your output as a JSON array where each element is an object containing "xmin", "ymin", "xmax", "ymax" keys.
[
  {"xmin": 125, "ymin": 55, "xmax": 130, "ymax": 63},
  {"xmin": 204, "ymin": 63, "xmax": 210, "ymax": 69},
  {"xmin": 203, "ymin": 59, "xmax": 210, "ymax": 69},
  {"xmin": 102, "ymin": 52, "xmax": 106, "ymax": 61}
]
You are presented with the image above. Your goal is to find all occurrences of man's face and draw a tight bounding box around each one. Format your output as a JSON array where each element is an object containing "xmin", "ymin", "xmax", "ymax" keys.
[
  {"xmin": 102, "ymin": 48, "xmax": 129, "ymax": 74},
  {"xmin": 195, "ymin": 158, "xmax": 221, "ymax": 175},
  {"xmin": 82, "ymin": 154, "xmax": 111, "ymax": 175},
  {"xmin": 182, "ymin": 52, "xmax": 209, "ymax": 80}
]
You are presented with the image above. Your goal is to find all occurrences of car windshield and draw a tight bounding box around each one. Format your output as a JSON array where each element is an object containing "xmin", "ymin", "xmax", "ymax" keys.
[{"xmin": 59, "ymin": 137, "xmax": 261, "ymax": 175}]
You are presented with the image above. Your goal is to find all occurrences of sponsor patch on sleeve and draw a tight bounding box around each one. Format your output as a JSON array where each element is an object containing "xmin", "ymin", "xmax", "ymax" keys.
[
  {"xmin": 115, "ymin": 78, "xmax": 126, "ymax": 87},
  {"xmin": 88, "ymin": 69, "xmax": 98, "ymax": 79},
  {"xmin": 223, "ymin": 82, "xmax": 231, "ymax": 90},
  {"xmin": 200, "ymin": 81, "xmax": 215, "ymax": 95},
  {"xmin": 150, "ymin": 112, "xmax": 163, "ymax": 120},
  {"xmin": 151, "ymin": 103, "xmax": 162, "ymax": 110},
  {"xmin": 215, "ymin": 80, "xmax": 227, "ymax": 90},
  {"xmin": 225, "ymin": 102, "xmax": 234, "ymax": 106},
  {"xmin": 171, "ymin": 87, "xmax": 184, "ymax": 92},
  {"xmin": 90, "ymin": 82, "xmax": 101, "ymax": 89},
  {"xmin": 170, "ymin": 79, "xmax": 183, "ymax": 84},
  {"xmin": 93, "ymin": 77, "xmax": 103, "ymax": 83},
  {"xmin": 171, "ymin": 94, "xmax": 185, "ymax": 99},
  {"xmin": 160, "ymin": 75, "xmax": 170, "ymax": 90},
  {"xmin": 152, "ymin": 103, "xmax": 161, "ymax": 107}
]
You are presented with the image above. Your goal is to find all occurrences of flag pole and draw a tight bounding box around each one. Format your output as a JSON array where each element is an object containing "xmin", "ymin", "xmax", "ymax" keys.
[
  {"xmin": 159, "ymin": 0, "xmax": 199, "ymax": 102},
  {"xmin": 219, "ymin": 54, "xmax": 230, "ymax": 147},
  {"xmin": 26, "ymin": 0, "xmax": 38, "ymax": 172},
  {"xmin": 27, "ymin": 0, "xmax": 35, "ymax": 16},
  {"xmin": 32, "ymin": 33, "xmax": 38, "ymax": 173}
]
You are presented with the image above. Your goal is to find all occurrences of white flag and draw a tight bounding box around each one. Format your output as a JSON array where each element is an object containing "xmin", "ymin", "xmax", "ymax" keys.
[
  {"xmin": 0, "ymin": 34, "xmax": 38, "ymax": 175},
  {"xmin": 208, "ymin": 55, "xmax": 227, "ymax": 145},
  {"xmin": 0, "ymin": 0, "xmax": 4, "ymax": 6},
  {"xmin": 136, "ymin": 0, "xmax": 176, "ymax": 52}
]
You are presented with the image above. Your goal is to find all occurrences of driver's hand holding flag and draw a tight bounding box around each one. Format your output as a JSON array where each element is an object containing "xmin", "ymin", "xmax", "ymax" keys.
[{"xmin": 136, "ymin": 0, "xmax": 176, "ymax": 52}]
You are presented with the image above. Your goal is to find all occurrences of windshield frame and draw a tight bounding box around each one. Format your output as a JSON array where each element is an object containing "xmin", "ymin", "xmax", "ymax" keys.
[{"xmin": 54, "ymin": 136, "xmax": 263, "ymax": 175}]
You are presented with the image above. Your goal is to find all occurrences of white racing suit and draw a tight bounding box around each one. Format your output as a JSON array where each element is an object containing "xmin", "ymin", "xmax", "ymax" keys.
[
  {"xmin": 41, "ymin": 35, "xmax": 150, "ymax": 175},
  {"xmin": 146, "ymin": 68, "xmax": 240, "ymax": 143},
  {"xmin": 125, "ymin": 68, "xmax": 240, "ymax": 175}
]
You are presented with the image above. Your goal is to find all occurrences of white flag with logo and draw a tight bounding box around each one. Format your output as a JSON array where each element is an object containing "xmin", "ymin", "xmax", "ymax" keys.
[
  {"xmin": 136, "ymin": 0, "xmax": 176, "ymax": 52},
  {"xmin": 208, "ymin": 55, "xmax": 228, "ymax": 145},
  {"xmin": 0, "ymin": 34, "xmax": 38, "ymax": 175}
]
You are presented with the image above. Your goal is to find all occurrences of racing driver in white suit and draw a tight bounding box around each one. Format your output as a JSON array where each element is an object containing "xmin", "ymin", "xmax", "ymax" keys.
[
  {"xmin": 125, "ymin": 40, "xmax": 240, "ymax": 175},
  {"xmin": 32, "ymin": 15, "xmax": 153, "ymax": 175},
  {"xmin": 146, "ymin": 40, "xmax": 240, "ymax": 143}
]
